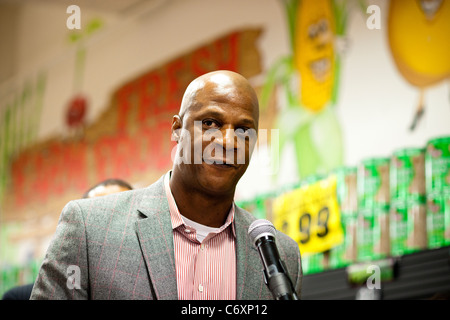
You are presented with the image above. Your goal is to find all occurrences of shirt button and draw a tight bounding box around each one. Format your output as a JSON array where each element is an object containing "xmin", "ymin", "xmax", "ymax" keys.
[{"xmin": 198, "ymin": 284, "xmax": 204, "ymax": 292}]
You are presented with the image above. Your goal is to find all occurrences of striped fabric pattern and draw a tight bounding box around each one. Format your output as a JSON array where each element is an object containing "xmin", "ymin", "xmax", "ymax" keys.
[{"xmin": 164, "ymin": 173, "xmax": 236, "ymax": 300}]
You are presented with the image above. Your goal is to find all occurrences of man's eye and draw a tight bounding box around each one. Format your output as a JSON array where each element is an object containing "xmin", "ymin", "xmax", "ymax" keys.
[{"xmin": 203, "ymin": 120, "xmax": 218, "ymax": 128}]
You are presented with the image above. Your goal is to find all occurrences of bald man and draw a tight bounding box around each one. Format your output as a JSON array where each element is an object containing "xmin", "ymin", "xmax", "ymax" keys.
[{"xmin": 30, "ymin": 70, "xmax": 302, "ymax": 300}]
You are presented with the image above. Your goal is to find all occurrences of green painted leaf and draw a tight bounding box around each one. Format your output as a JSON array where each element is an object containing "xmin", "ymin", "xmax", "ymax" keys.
[
  {"xmin": 310, "ymin": 106, "xmax": 344, "ymax": 172},
  {"xmin": 86, "ymin": 18, "xmax": 103, "ymax": 35},
  {"xmin": 294, "ymin": 121, "xmax": 321, "ymax": 178},
  {"xmin": 68, "ymin": 32, "xmax": 83, "ymax": 44},
  {"xmin": 260, "ymin": 55, "xmax": 293, "ymax": 111}
]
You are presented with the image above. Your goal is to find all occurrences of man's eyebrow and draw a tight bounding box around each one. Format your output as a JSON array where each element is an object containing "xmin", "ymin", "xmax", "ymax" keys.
[
  {"xmin": 196, "ymin": 109, "xmax": 225, "ymax": 120},
  {"xmin": 197, "ymin": 110, "xmax": 256, "ymax": 127},
  {"xmin": 237, "ymin": 118, "xmax": 257, "ymax": 128}
]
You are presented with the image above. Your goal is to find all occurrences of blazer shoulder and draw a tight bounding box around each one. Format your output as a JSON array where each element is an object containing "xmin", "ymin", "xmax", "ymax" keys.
[
  {"xmin": 65, "ymin": 188, "xmax": 148, "ymax": 227},
  {"xmin": 276, "ymin": 230, "xmax": 300, "ymax": 254},
  {"xmin": 76, "ymin": 187, "xmax": 147, "ymax": 210}
]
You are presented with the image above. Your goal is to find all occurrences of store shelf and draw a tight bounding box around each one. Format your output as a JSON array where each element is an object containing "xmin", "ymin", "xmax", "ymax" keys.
[{"xmin": 301, "ymin": 245, "xmax": 450, "ymax": 300}]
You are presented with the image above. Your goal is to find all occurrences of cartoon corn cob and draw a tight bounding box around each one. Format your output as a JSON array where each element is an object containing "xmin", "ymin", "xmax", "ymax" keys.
[{"xmin": 294, "ymin": 0, "xmax": 336, "ymax": 112}]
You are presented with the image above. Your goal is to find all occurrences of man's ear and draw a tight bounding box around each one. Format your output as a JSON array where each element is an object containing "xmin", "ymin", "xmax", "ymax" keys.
[{"xmin": 171, "ymin": 115, "xmax": 182, "ymax": 143}]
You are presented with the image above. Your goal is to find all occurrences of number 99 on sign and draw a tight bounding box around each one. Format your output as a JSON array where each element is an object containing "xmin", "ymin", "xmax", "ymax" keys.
[
  {"xmin": 273, "ymin": 177, "xmax": 344, "ymax": 254},
  {"xmin": 298, "ymin": 207, "xmax": 330, "ymax": 244}
]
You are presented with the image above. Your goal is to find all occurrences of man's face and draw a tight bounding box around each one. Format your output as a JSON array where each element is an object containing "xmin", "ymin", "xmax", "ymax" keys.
[{"xmin": 172, "ymin": 73, "xmax": 259, "ymax": 196}]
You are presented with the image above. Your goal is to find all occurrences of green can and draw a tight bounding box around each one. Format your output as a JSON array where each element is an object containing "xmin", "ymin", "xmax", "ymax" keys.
[
  {"xmin": 357, "ymin": 206, "xmax": 391, "ymax": 262},
  {"xmin": 389, "ymin": 200, "xmax": 408, "ymax": 256},
  {"xmin": 425, "ymin": 136, "xmax": 450, "ymax": 194},
  {"xmin": 372, "ymin": 206, "xmax": 390, "ymax": 259},
  {"xmin": 358, "ymin": 157, "xmax": 391, "ymax": 209},
  {"xmin": 357, "ymin": 208, "xmax": 375, "ymax": 262},
  {"xmin": 390, "ymin": 148, "xmax": 426, "ymax": 201},
  {"xmin": 334, "ymin": 166, "xmax": 358, "ymax": 212},
  {"xmin": 406, "ymin": 196, "xmax": 427, "ymax": 253},
  {"xmin": 426, "ymin": 192, "xmax": 449, "ymax": 248},
  {"xmin": 329, "ymin": 210, "xmax": 358, "ymax": 268}
]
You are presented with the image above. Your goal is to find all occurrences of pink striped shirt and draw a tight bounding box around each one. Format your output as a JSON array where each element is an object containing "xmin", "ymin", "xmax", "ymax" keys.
[{"xmin": 164, "ymin": 172, "xmax": 237, "ymax": 300}]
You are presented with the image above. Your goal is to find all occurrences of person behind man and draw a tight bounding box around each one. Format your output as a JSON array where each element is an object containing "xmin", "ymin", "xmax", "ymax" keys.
[
  {"xmin": 30, "ymin": 70, "xmax": 302, "ymax": 300},
  {"xmin": 2, "ymin": 178, "xmax": 132, "ymax": 300},
  {"xmin": 82, "ymin": 178, "xmax": 133, "ymax": 199}
]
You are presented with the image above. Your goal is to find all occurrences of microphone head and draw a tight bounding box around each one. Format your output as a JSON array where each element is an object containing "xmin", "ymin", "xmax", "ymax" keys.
[{"xmin": 248, "ymin": 219, "xmax": 276, "ymax": 245}]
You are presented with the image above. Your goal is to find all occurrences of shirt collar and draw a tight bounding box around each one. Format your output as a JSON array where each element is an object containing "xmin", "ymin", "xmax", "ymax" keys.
[{"xmin": 163, "ymin": 171, "xmax": 236, "ymax": 238}]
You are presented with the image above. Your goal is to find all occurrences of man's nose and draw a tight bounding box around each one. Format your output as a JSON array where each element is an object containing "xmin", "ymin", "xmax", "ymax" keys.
[{"xmin": 219, "ymin": 128, "xmax": 237, "ymax": 150}]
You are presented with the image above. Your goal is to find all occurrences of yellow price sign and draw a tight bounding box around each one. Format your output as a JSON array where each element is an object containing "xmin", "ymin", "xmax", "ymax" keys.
[{"xmin": 273, "ymin": 175, "xmax": 343, "ymax": 254}]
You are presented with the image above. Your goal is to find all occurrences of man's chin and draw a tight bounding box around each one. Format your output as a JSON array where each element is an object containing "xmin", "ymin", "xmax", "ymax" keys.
[{"xmin": 199, "ymin": 163, "xmax": 243, "ymax": 194}]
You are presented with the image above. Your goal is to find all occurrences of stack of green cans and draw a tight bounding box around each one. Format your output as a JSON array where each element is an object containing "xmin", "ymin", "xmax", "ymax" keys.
[
  {"xmin": 425, "ymin": 136, "xmax": 450, "ymax": 248},
  {"xmin": 357, "ymin": 157, "xmax": 391, "ymax": 261},
  {"xmin": 390, "ymin": 147, "xmax": 427, "ymax": 255},
  {"xmin": 329, "ymin": 166, "xmax": 358, "ymax": 268}
]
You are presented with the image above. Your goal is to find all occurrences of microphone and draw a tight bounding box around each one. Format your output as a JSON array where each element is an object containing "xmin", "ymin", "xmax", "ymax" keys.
[{"xmin": 248, "ymin": 219, "xmax": 298, "ymax": 300}]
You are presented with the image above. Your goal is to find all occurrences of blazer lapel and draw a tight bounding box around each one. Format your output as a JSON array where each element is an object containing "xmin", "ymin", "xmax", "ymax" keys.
[
  {"xmin": 135, "ymin": 176, "xmax": 178, "ymax": 300},
  {"xmin": 235, "ymin": 208, "xmax": 271, "ymax": 300},
  {"xmin": 134, "ymin": 177, "xmax": 271, "ymax": 300}
]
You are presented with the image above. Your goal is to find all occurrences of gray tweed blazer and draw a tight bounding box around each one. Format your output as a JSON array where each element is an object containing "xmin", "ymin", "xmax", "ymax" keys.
[{"xmin": 30, "ymin": 175, "xmax": 302, "ymax": 300}]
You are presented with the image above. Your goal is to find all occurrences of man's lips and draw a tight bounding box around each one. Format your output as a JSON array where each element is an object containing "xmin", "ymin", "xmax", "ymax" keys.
[{"xmin": 203, "ymin": 158, "xmax": 238, "ymax": 168}]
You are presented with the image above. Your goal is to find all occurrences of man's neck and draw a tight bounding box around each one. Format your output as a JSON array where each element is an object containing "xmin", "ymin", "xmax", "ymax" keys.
[{"xmin": 169, "ymin": 174, "xmax": 234, "ymax": 228}]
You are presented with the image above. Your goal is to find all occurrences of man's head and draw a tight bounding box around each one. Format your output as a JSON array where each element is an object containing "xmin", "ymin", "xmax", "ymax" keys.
[
  {"xmin": 171, "ymin": 70, "xmax": 259, "ymax": 197},
  {"xmin": 83, "ymin": 179, "xmax": 133, "ymax": 198}
]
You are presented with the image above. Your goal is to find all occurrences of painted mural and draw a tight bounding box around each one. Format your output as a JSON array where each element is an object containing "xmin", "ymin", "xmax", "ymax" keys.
[
  {"xmin": 0, "ymin": 29, "xmax": 264, "ymax": 295},
  {"xmin": 261, "ymin": 0, "xmax": 363, "ymax": 180}
]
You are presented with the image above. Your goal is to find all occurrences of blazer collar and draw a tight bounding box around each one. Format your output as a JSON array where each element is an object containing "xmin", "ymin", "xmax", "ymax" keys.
[{"xmin": 135, "ymin": 175, "xmax": 178, "ymax": 300}]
